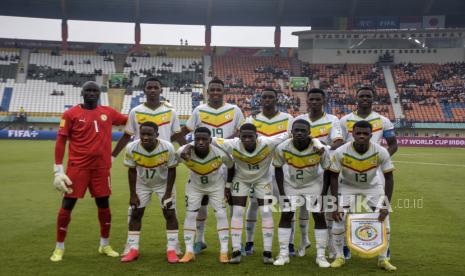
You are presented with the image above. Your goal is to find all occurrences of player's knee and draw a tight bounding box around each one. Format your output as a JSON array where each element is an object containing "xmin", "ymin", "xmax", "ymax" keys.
[
  {"xmin": 130, "ymin": 208, "xmax": 144, "ymax": 221},
  {"xmin": 163, "ymin": 208, "xmax": 177, "ymax": 221},
  {"xmin": 95, "ymin": 196, "xmax": 109, "ymax": 208},
  {"xmin": 215, "ymin": 208, "xmax": 227, "ymax": 220},
  {"xmin": 331, "ymin": 219, "xmax": 345, "ymax": 232},
  {"xmin": 312, "ymin": 212, "xmax": 327, "ymax": 229},
  {"xmin": 62, "ymin": 197, "xmax": 77, "ymax": 210},
  {"xmin": 279, "ymin": 212, "xmax": 294, "ymax": 228}
]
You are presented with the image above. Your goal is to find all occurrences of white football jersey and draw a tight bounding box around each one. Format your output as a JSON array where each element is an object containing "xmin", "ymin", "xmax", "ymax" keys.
[
  {"xmin": 214, "ymin": 134, "xmax": 287, "ymax": 184},
  {"xmin": 339, "ymin": 111, "xmax": 394, "ymax": 145},
  {"xmin": 185, "ymin": 103, "xmax": 245, "ymax": 138},
  {"xmin": 177, "ymin": 144, "xmax": 234, "ymax": 192},
  {"xmin": 124, "ymin": 139, "xmax": 178, "ymax": 187},
  {"xmin": 245, "ymin": 112, "xmax": 293, "ymax": 137},
  {"xmin": 329, "ymin": 142, "xmax": 394, "ymax": 188},
  {"xmin": 273, "ymin": 139, "xmax": 331, "ymax": 189},
  {"xmin": 124, "ymin": 103, "xmax": 181, "ymax": 141},
  {"xmin": 294, "ymin": 112, "xmax": 343, "ymax": 145}
]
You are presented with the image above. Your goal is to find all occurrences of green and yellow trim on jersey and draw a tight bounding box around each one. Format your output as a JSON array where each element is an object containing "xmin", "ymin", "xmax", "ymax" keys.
[
  {"xmin": 199, "ymin": 107, "xmax": 235, "ymax": 128},
  {"xmin": 135, "ymin": 110, "xmax": 173, "ymax": 127},
  {"xmin": 341, "ymin": 152, "xmax": 379, "ymax": 173},
  {"xmin": 282, "ymin": 150, "xmax": 321, "ymax": 169},
  {"xmin": 184, "ymin": 156, "xmax": 223, "ymax": 176},
  {"xmin": 346, "ymin": 116, "xmax": 383, "ymax": 133},
  {"xmin": 252, "ymin": 118, "xmax": 289, "ymax": 137},
  {"xmin": 132, "ymin": 150, "xmax": 169, "ymax": 168},
  {"xmin": 310, "ymin": 122, "xmax": 333, "ymax": 139},
  {"xmin": 233, "ymin": 146, "xmax": 270, "ymax": 165}
]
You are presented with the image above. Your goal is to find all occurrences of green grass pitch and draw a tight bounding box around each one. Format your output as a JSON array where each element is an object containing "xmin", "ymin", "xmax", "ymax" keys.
[{"xmin": 1, "ymin": 140, "xmax": 465, "ymax": 275}]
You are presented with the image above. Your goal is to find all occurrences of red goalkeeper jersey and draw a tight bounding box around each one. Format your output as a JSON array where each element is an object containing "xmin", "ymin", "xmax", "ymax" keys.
[{"xmin": 58, "ymin": 105, "xmax": 127, "ymax": 169}]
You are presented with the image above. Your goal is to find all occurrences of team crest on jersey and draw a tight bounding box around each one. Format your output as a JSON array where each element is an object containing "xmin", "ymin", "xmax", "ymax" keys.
[
  {"xmin": 371, "ymin": 121, "xmax": 381, "ymax": 130},
  {"xmin": 225, "ymin": 114, "xmax": 231, "ymax": 120},
  {"xmin": 211, "ymin": 161, "xmax": 220, "ymax": 169},
  {"xmin": 100, "ymin": 114, "xmax": 108, "ymax": 121}
]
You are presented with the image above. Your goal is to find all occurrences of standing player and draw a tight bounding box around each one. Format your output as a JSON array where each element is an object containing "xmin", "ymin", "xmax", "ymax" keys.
[
  {"xmin": 272, "ymin": 119, "xmax": 331, "ymax": 268},
  {"xmin": 111, "ymin": 77, "xmax": 185, "ymax": 256},
  {"xmin": 120, "ymin": 122, "xmax": 180, "ymax": 263},
  {"xmin": 243, "ymin": 88, "xmax": 293, "ymax": 256},
  {"xmin": 339, "ymin": 87, "xmax": 397, "ymax": 155},
  {"xmin": 112, "ymin": 77, "xmax": 186, "ymax": 156},
  {"xmin": 294, "ymin": 88, "xmax": 344, "ymax": 257},
  {"xmin": 328, "ymin": 120, "xmax": 396, "ymax": 271},
  {"xmin": 179, "ymin": 78, "xmax": 244, "ymax": 254},
  {"xmin": 339, "ymin": 86, "xmax": 397, "ymax": 258},
  {"xmin": 50, "ymin": 81, "xmax": 127, "ymax": 262},
  {"xmin": 176, "ymin": 127, "xmax": 233, "ymax": 263}
]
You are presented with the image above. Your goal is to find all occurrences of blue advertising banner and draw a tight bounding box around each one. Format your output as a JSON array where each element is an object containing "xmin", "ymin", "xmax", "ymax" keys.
[{"xmin": 0, "ymin": 130, "xmax": 124, "ymax": 140}]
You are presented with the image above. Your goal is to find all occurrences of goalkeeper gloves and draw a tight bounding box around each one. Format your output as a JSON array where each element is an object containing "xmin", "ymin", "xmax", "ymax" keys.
[{"xmin": 53, "ymin": 164, "xmax": 73, "ymax": 194}]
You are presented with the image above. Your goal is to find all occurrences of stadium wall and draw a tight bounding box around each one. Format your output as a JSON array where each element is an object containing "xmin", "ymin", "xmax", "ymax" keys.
[{"xmin": 299, "ymin": 48, "xmax": 465, "ymax": 63}]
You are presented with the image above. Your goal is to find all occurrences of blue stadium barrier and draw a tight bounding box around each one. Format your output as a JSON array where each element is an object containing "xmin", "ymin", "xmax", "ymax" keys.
[{"xmin": 0, "ymin": 130, "xmax": 124, "ymax": 140}]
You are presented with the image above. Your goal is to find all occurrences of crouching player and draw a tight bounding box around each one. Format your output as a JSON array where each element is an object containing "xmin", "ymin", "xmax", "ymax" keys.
[
  {"xmin": 177, "ymin": 127, "xmax": 233, "ymax": 263},
  {"xmin": 329, "ymin": 120, "xmax": 396, "ymax": 271},
  {"xmin": 272, "ymin": 119, "xmax": 331, "ymax": 268},
  {"xmin": 121, "ymin": 122, "xmax": 180, "ymax": 263}
]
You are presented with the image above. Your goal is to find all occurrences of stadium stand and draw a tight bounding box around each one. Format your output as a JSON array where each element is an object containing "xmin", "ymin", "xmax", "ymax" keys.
[
  {"xmin": 29, "ymin": 52, "xmax": 115, "ymax": 74},
  {"xmin": 124, "ymin": 56, "xmax": 203, "ymax": 88},
  {"xmin": 121, "ymin": 87, "xmax": 203, "ymax": 116},
  {"xmin": 302, "ymin": 63, "xmax": 395, "ymax": 120},
  {"xmin": 212, "ymin": 56, "xmax": 297, "ymax": 116},
  {"xmin": 393, "ymin": 62, "xmax": 465, "ymax": 122},
  {"xmin": 3, "ymin": 79, "xmax": 109, "ymax": 114},
  {"xmin": 27, "ymin": 64, "xmax": 96, "ymax": 87},
  {"xmin": 0, "ymin": 49, "xmax": 20, "ymax": 82}
]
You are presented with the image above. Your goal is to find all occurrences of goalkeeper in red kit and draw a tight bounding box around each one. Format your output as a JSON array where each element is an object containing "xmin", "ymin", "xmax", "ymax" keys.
[{"xmin": 50, "ymin": 81, "xmax": 127, "ymax": 262}]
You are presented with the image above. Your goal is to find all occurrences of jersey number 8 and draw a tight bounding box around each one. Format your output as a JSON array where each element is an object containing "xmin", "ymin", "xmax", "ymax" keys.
[{"xmin": 200, "ymin": 176, "xmax": 209, "ymax": 184}]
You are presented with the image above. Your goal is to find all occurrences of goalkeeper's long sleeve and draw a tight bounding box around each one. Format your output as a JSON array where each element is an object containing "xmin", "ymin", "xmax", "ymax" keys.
[{"xmin": 55, "ymin": 135, "xmax": 67, "ymax": 165}]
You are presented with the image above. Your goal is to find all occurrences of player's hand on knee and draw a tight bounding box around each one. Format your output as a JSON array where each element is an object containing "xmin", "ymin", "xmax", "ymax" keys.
[
  {"xmin": 162, "ymin": 193, "xmax": 173, "ymax": 209},
  {"xmin": 53, "ymin": 164, "xmax": 73, "ymax": 194},
  {"xmin": 332, "ymin": 210, "xmax": 343, "ymax": 222},
  {"xmin": 378, "ymin": 208, "xmax": 389, "ymax": 222},
  {"xmin": 130, "ymin": 193, "xmax": 140, "ymax": 209},
  {"xmin": 180, "ymin": 144, "xmax": 193, "ymax": 161}
]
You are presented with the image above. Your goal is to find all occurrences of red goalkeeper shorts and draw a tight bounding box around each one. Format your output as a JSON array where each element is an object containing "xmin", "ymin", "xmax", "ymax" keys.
[{"xmin": 64, "ymin": 167, "xmax": 112, "ymax": 198}]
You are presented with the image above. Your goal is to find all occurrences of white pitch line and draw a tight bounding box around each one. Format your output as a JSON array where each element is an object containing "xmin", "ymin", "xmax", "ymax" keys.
[{"xmin": 393, "ymin": 160, "xmax": 465, "ymax": 168}]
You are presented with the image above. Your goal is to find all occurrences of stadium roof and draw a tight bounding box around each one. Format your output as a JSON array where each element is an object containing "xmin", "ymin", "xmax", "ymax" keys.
[{"xmin": 0, "ymin": 0, "xmax": 465, "ymax": 28}]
